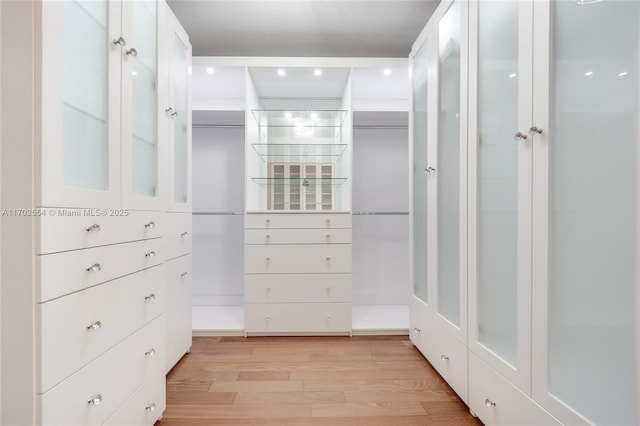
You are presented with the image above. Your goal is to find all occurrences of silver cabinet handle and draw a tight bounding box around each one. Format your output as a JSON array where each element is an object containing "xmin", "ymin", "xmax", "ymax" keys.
[
  {"xmin": 325, "ymin": 218, "xmax": 331, "ymax": 225},
  {"xmin": 171, "ymin": 110, "xmax": 178, "ymax": 117},
  {"xmin": 514, "ymin": 131, "xmax": 528, "ymax": 141},
  {"xmin": 86, "ymin": 321, "xmax": 102, "ymax": 331},
  {"xmin": 85, "ymin": 223, "xmax": 101, "ymax": 233},
  {"xmin": 425, "ymin": 166, "xmax": 436, "ymax": 174},
  {"xmin": 266, "ymin": 287, "xmax": 271, "ymax": 294},
  {"xmin": 112, "ymin": 36, "xmax": 126, "ymax": 47},
  {"xmin": 326, "ymin": 316, "xmax": 331, "ymax": 321},
  {"xmin": 125, "ymin": 47, "xmax": 138, "ymax": 56},
  {"xmin": 326, "ymin": 257, "xmax": 331, "ymax": 261},
  {"xmin": 266, "ymin": 257, "xmax": 271, "ymax": 262},
  {"xmin": 144, "ymin": 293, "xmax": 156, "ymax": 301},
  {"xmin": 266, "ymin": 316, "xmax": 271, "ymax": 322},
  {"xmin": 326, "ymin": 234, "xmax": 331, "ymax": 239},
  {"xmin": 529, "ymin": 126, "xmax": 543, "ymax": 135},
  {"xmin": 146, "ymin": 403, "xmax": 156, "ymax": 412},
  {"xmin": 145, "ymin": 348, "xmax": 156, "ymax": 357},
  {"xmin": 441, "ymin": 354, "xmax": 449, "ymax": 362},
  {"xmin": 87, "ymin": 394, "xmax": 103, "ymax": 405},
  {"xmin": 413, "ymin": 327, "xmax": 421, "ymax": 334},
  {"xmin": 181, "ymin": 231, "xmax": 189, "ymax": 237},
  {"xmin": 265, "ymin": 219, "xmax": 271, "ymax": 223},
  {"xmin": 485, "ymin": 399, "xmax": 496, "ymax": 408},
  {"xmin": 165, "ymin": 107, "xmax": 174, "ymax": 115},
  {"xmin": 180, "ymin": 271, "xmax": 189, "ymax": 278},
  {"xmin": 86, "ymin": 263, "xmax": 102, "ymax": 273},
  {"xmin": 326, "ymin": 287, "xmax": 331, "ymax": 293},
  {"xmin": 144, "ymin": 221, "xmax": 155, "ymax": 229},
  {"xmin": 266, "ymin": 234, "xmax": 271, "ymax": 240},
  {"xmin": 145, "ymin": 251, "xmax": 156, "ymax": 258}
]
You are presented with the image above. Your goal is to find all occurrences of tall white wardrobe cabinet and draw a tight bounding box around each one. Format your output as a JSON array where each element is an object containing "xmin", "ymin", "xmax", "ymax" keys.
[
  {"xmin": 410, "ymin": 0, "xmax": 640, "ymax": 425},
  {"xmin": 0, "ymin": 1, "xmax": 192, "ymax": 425}
]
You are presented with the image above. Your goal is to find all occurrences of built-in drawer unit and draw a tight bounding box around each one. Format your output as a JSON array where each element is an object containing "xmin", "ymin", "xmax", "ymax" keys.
[
  {"xmin": 39, "ymin": 265, "xmax": 164, "ymax": 393},
  {"xmin": 469, "ymin": 352, "xmax": 560, "ymax": 426},
  {"xmin": 245, "ymin": 244, "xmax": 351, "ymax": 274},
  {"xmin": 245, "ymin": 228, "xmax": 352, "ymax": 245},
  {"xmin": 38, "ymin": 316, "xmax": 165, "ymax": 426},
  {"xmin": 245, "ymin": 303, "xmax": 351, "ymax": 333},
  {"xmin": 36, "ymin": 210, "xmax": 164, "ymax": 254},
  {"xmin": 166, "ymin": 212, "xmax": 192, "ymax": 260},
  {"xmin": 245, "ymin": 212, "xmax": 352, "ymax": 229},
  {"xmin": 37, "ymin": 239, "xmax": 163, "ymax": 302},
  {"xmin": 245, "ymin": 273, "xmax": 352, "ymax": 303},
  {"xmin": 166, "ymin": 254, "xmax": 192, "ymax": 372},
  {"xmin": 103, "ymin": 365, "xmax": 166, "ymax": 426},
  {"xmin": 425, "ymin": 319, "xmax": 469, "ymax": 404}
]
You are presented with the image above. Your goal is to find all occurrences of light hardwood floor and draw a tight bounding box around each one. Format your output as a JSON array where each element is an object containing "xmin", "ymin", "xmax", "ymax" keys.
[{"xmin": 158, "ymin": 336, "xmax": 482, "ymax": 425}]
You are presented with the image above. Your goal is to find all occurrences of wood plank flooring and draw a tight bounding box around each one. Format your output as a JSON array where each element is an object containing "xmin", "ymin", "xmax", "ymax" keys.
[{"xmin": 158, "ymin": 336, "xmax": 483, "ymax": 425}]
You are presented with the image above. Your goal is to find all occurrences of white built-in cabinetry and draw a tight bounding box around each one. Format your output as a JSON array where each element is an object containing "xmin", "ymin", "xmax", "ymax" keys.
[
  {"xmin": 0, "ymin": 1, "xmax": 192, "ymax": 424},
  {"xmin": 410, "ymin": 0, "xmax": 640, "ymax": 425}
]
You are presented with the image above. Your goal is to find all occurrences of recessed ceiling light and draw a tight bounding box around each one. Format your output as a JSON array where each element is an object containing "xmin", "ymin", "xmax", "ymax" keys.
[
  {"xmin": 314, "ymin": 69, "xmax": 322, "ymax": 77},
  {"xmin": 383, "ymin": 68, "xmax": 392, "ymax": 76},
  {"xmin": 285, "ymin": 112, "xmax": 293, "ymax": 119},
  {"xmin": 584, "ymin": 71, "xmax": 594, "ymax": 76},
  {"xmin": 277, "ymin": 69, "xmax": 286, "ymax": 77},
  {"xmin": 508, "ymin": 73, "xmax": 517, "ymax": 78},
  {"xmin": 206, "ymin": 67, "xmax": 215, "ymax": 74},
  {"xmin": 618, "ymin": 71, "xmax": 628, "ymax": 77}
]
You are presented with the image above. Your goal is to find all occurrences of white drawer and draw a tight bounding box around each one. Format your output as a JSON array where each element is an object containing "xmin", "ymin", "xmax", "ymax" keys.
[
  {"xmin": 409, "ymin": 301, "xmax": 435, "ymax": 358},
  {"xmin": 39, "ymin": 265, "xmax": 164, "ymax": 394},
  {"xmin": 245, "ymin": 274, "xmax": 352, "ymax": 303},
  {"xmin": 39, "ymin": 316, "xmax": 165, "ymax": 426},
  {"xmin": 37, "ymin": 239, "xmax": 163, "ymax": 302},
  {"xmin": 245, "ymin": 212, "xmax": 352, "ymax": 229},
  {"xmin": 469, "ymin": 352, "xmax": 560, "ymax": 426},
  {"xmin": 245, "ymin": 303, "xmax": 351, "ymax": 334},
  {"xmin": 245, "ymin": 228, "xmax": 352, "ymax": 245},
  {"xmin": 103, "ymin": 365, "xmax": 166, "ymax": 426},
  {"xmin": 166, "ymin": 212, "xmax": 192, "ymax": 260},
  {"xmin": 245, "ymin": 244, "xmax": 351, "ymax": 274},
  {"xmin": 36, "ymin": 210, "xmax": 164, "ymax": 254},
  {"xmin": 166, "ymin": 255, "xmax": 192, "ymax": 372}
]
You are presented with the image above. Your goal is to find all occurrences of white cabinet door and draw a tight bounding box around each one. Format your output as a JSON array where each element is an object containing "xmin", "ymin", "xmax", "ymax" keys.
[
  {"xmin": 38, "ymin": 0, "xmax": 121, "ymax": 209},
  {"xmin": 467, "ymin": 0, "xmax": 533, "ymax": 394},
  {"xmin": 531, "ymin": 1, "xmax": 640, "ymax": 424},
  {"xmin": 167, "ymin": 9, "xmax": 192, "ymax": 213}
]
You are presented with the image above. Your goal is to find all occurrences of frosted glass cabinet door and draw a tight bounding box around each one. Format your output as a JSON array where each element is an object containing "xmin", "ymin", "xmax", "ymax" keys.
[
  {"xmin": 532, "ymin": 1, "xmax": 639, "ymax": 424},
  {"xmin": 168, "ymin": 11, "xmax": 192, "ymax": 212},
  {"xmin": 412, "ymin": 40, "xmax": 429, "ymax": 305},
  {"xmin": 468, "ymin": 0, "xmax": 532, "ymax": 393},
  {"xmin": 38, "ymin": 0, "xmax": 121, "ymax": 208}
]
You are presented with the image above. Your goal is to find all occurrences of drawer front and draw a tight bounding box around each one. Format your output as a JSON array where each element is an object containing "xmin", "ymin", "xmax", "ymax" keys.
[
  {"xmin": 103, "ymin": 365, "xmax": 166, "ymax": 426},
  {"xmin": 166, "ymin": 255, "xmax": 192, "ymax": 372},
  {"xmin": 424, "ymin": 320, "xmax": 468, "ymax": 404},
  {"xmin": 469, "ymin": 352, "xmax": 560, "ymax": 426},
  {"xmin": 409, "ymin": 302, "xmax": 434, "ymax": 358},
  {"xmin": 245, "ymin": 228, "xmax": 352, "ymax": 245},
  {"xmin": 245, "ymin": 303, "xmax": 351, "ymax": 333},
  {"xmin": 166, "ymin": 212, "xmax": 192, "ymax": 260},
  {"xmin": 39, "ymin": 316, "xmax": 165, "ymax": 426},
  {"xmin": 37, "ymin": 210, "xmax": 164, "ymax": 254},
  {"xmin": 245, "ymin": 244, "xmax": 351, "ymax": 274},
  {"xmin": 245, "ymin": 213, "xmax": 352, "ymax": 229},
  {"xmin": 245, "ymin": 274, "xmax": 352, "ymax": 303},
  {"xmin": 40, "ymin": 265, "xmax": 165, "ymax": 393},
  {"xmin": 37, "ymin": 239, "xmax": 163, "ymax": 302}
]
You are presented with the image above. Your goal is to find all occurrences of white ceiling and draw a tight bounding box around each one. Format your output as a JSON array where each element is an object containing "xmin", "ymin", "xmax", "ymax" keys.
[{"xmin": 166, "ymin": 0, "xmax": 440, "ymax": 57}]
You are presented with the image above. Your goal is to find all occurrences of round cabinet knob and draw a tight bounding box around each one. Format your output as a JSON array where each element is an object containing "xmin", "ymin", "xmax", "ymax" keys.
[
  {"xmin": 165, "ymin": 107, "xmax": 174, "ymax": 115},
  {"xmin": 529, "ymin": 126, "xmax": 543, "ymax": 135},
  {"xmin": 145, "ymin": 348, "xmax": 156, "ymax": 357},
  {"xmin": 514, "ymin": 131, "xmax": 528, "ymax": 141},
  {"xmin": 266, "ymin": 234, "xmax": 271, "ymax": 240},
  {"xmin": 144, "ymin": 293, "xmax": 156, "ymax": 301},
  {"xmin": 144, "ymin": 221, "xmax": 155, "ymax": 229},
  {"xmin": 265, "ymin": 316, "xmax": 271, "ymax": 322},
  {"xmin": 266, "ymin": 257, "xmax": 271, "ymax": 262},
  {"xmin": 87, "ymin": 394, "xmax": 103, "ymax": 405},
  {"xmin": 441, "ymin": 354, "xmax": 449, "ymax": 362},
  {"xmin": 326, "ymin": 234, "xmax": 331, "ymax": 239},
  {"xmin": 146, "ymin": 403, "xmax": 157, "ymax": 412},
  {"xmin": 325, "ymin": 219, "xmax": 331, "ymax": 225},
  {"xmin": 86, "ymin": 263, "xmax": 102, "ymax": 273},
  {"xmin": 145, "ymin": 251, "xmax": 156, "ymax": 258},
  {"xmin": 112, "ymin": 36, "xmax": 126, "ymax": 47},
  {"xmin": 125, "ymin": 47, "xmax": 138, "ymax": 56},
  {"xmin": 85, "ymin": 223, "xmax": 101, "ymax": 233},
  {"xmin": 326, "ymin": 287, "xmax": 331, "ymax": 293},
  {"xmin": 425, "ymin": 166, "xmax": 436, "ymax": 174},
  {"xmin": 180, "ymin": 272, "xmax": 189, "ymax": 278},
  {"xmin": 326, "ymin": 316, "xmax": 331, "ymax": 321},
  {"xmin": 266, "ymin": 287, "xmax": 271, "ymax": 294},
  {"xmin": 171, "ymin": 110, "xmax": 179, "ymax": 117},
  {"xmin": 413, "ymin": 328, "xmax": 421, "ymax": 334},
  {"xmin": 181, "ymin": 231, "xmax": 189, "ymax": 237},
  {"xmin": 485, "ymin": 399, "xmax": 496, "ymax": 408},
  {"xmin": 86, "ymin": 321, "xmax": 102, "ymax": 331},
  {"xmin": 326, "ymin": 257, "xmax": 331, "ymax": 262},
  {"xmin": 265, "ymin": 219, "xmax": 271, "ymax": 224}
]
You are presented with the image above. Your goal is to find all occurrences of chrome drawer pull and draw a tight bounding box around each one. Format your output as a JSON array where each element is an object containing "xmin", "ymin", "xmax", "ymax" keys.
[
  {"xmin": 514, "ymin": 131, "xmax": 528, "ymax": 141},
  {"xmin": 125, "ymin": 47, "xmax": 138, "ymax": 56},
  {"xmin": 181, "ymin": 231, "xmax": 189, "ymax": 237},
  {"xmin": 85, "ymin": 223, "xmax": 101, "ymax": 233},
  {"xmin": 325, "ymin": 218, "xmax": 330, "ymax": 225},
  {"xmin": 266, "ymin": 287, "xmax": 271, "ymax": 294},
  {"xmin": 112, "ymin": 36, "xmax": 126, "ymax": 47},
  {"xmin": 144, "ymin": 221, "xmax": 155, "ymax": 229},
  {"xmin": 326, "ymin": 234, "xmax": 331, "ymax": 239},
  {"xmin": 529, "ymin": 126, "xmax": 543, "ymax": 135},
  {"xmin": 86, "ymin": 263, "xmax": 102, "ymax": 273},
  {"xmin": 165, "ymin": 107, "xmax": 174, "ymax": 115},
  {"xmin": 266, "ymin": 316, "xmax": 271, "ymax": 322},
  {"xmin": 441, "ymin": 354, "xmax": 449, "ymax": 362},
  {"xmin": 326, "ymin": 316, "xmax": 331, "ymax": 321},
  {"xmin": 266, "ymin": 257, "xmax": 271, "ymax": 262},
  {"xmin": 145, "ymin": 348, "xmax": 156, "ymax": 357},
  {"xmin": 326, "ymin": 287, "xmax": 331, "ymax": 294},
  {"xmin": 87, "ymin": 394, "xmax": 103, "ymax": 405},
  {"xmin": 425, "ymin": 166, "xmax": 436, "ymax": 174},
  {"xmin": 146, "ymin": 403, "xmax": 156, "ymax": 412},
  {"xmin": 144, "ymin": 293, "xmax": 156, "ymax": 301},
  {"xmin": 266, "ymin": 234, "xmax": 271, "ymax": 239},
  {"xmin": 326, "ymin": 257, "xmax": 331, "ymax": 262},
  {"xmin": 181, "ymin": 272, "xmax": 189, "ymax": 278},
  {"xmin": 86, "ymin": 321, "xmax": 102, "ymax": 331},
  {"xmin": 485, "ymin": 399, "xmax": 496, "ymax": 408},
  {"xmin": 145, "ymin": 250, "xmax": 156, "ymax": 258},
  {"xmin": 413, "ymin": 327, "xmax": 421, "ymax": 334}
]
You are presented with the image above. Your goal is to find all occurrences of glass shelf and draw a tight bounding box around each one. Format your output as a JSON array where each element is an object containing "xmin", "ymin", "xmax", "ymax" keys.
[
  {"xmin": 251, "ymin": 109, "xmax": 348, "ymax": 127},
  {"xmin": 251, "ymin": 143, "xmax": 347, "ymax": 163},
  {"xmin": 251, "ymin": 177, "xmax": 348, "ymax": 187}
]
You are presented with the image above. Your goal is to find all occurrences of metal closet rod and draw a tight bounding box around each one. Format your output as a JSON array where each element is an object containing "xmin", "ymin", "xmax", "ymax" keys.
[
  {"xmin": 193, "ymin": 124, "xmax": 245, "ymax": 128},
  {"xmin": 192, "ymin": 212, "xmax": 244, "ymax": 215},
  {"xmin": 193, "ymin": 124, "xmax": 407, "ymax": 129},
  {"xmin": 352, "ymin": 211, "xmax": 408, "ymax": 215}
]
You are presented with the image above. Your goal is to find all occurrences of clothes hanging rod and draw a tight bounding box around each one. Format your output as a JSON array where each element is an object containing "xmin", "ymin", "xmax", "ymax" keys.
[
  {"xmin": 353, "ymin": 124, "xmax": 408, "ymax": 129},
  {"xmin": 193, "ymin": 124, "xmax": 245, "ymax": 129},
  {"xmin": 352, "ymin": 212, "xmax": 409, "ymax": 216},
  {"xmin": 192, "ymin": 212, "xmax": 244, "ymax": 216}
]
